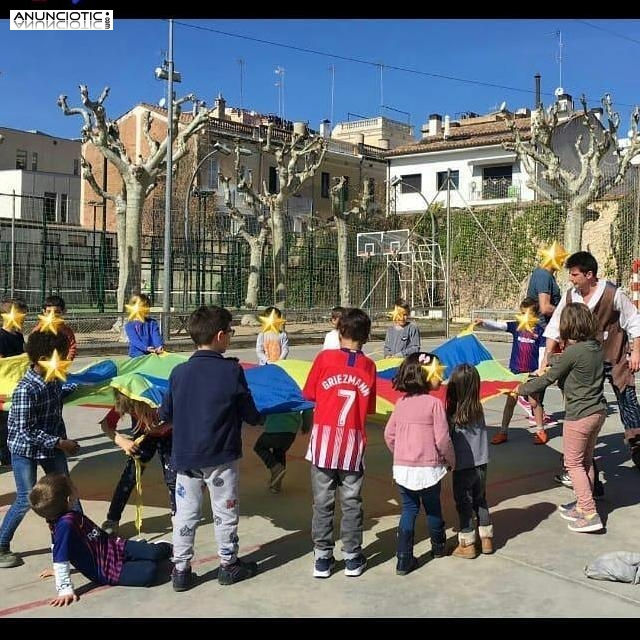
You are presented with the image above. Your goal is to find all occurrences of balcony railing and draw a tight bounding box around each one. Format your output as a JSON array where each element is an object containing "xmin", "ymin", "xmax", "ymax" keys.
[{"xmin": 468, "ymin": 178, "xmax": 522, "ymax": 201}]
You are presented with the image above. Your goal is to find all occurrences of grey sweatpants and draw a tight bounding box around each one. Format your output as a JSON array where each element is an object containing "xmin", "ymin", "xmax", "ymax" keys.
[{"xmin": 172, "ymin": 460, "xmax": 240, "ymax": 572}]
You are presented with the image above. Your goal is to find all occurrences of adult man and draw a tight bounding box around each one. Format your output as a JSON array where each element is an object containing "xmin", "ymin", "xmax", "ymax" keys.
[{"xmin": 543, "ymin": 251, "xmax": 640, "ymax": 473}]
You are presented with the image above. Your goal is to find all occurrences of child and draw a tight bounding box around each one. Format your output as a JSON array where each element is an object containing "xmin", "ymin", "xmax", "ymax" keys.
[
  {"xmin": 446, "ymin": 363, "xmax": 494, "ymax": 558},
  {"xmin": 383, "ymin": 298, "xmax": 421, "ymax": 358},
  {"xmin": 99, "ymin": 390, "xmax": 175, "ymax": 535},
  {"xmin": 322, "ymin": 306, "xmax": 344, "ymax": 350},
  {"xmin": 517, "ymin": 303, "xmax": 607, "ymax": 533},
  {"xmin": 474, "ymin": 297, "xmax": 549, "ymax": 445},
  {"xmin": 256, "ymin": 305, "xmax": 289, "ymax": 365},
  {"xmin": 29, "ymin": 474, "xmax": 172, "ymax": 607},
  {"xmin": 302, "ymin": 307, "xmax": 377, "ymax": 579},
  {"xmin": 0, "ymin": 296, "xmax": 27, "ymax": 467},
  {"xmin": 0, "ymin": 330, "xmax": 80, "ymax": 569},
  {"xmin": 33, "ymin": 295, "xmax": 77, "ymax": 360},
  {"xmin": 254, "ymin": 409, "xmax": 312, "ymax": 493},
  {"xmin": 158, "ymin": 305, "xmax": 263, "ymax": 592},
  {"xmin": 124, "ymin": 293, "xmax": 164, "ymax": 357},
  {"xmin": 383, "ymin": 352, "xmax": 455, "ymax": 576}
]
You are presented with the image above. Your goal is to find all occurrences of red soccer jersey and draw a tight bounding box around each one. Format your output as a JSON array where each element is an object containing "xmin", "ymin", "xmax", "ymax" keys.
[{"xmin": 302, "ymin": 348, "xmax": 377, "ymax": 471}]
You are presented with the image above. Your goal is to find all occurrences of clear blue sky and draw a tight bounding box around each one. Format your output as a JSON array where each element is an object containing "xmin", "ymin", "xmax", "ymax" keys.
[{"xmin": 2, "ymin": 18, "xmax": 640, "ymax": 141}]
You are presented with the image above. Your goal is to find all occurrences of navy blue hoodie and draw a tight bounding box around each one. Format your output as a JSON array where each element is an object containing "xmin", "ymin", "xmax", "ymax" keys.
[{"xmin": 159, "ymin": 350, "xmax": 261, "ymax": 471}]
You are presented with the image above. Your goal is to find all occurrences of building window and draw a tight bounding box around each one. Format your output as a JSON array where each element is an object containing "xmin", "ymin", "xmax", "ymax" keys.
[
  {"xmin": 60, "ymin": 194, "xmax": 68, "ymax": 223},
  {"xmin": 268, "ymin": 166, "xmax": 278, "ymax": 194},
  {"xmin": 73, "ymin": 158, "xmax": 80, "ymax": 176},
  {"xmin": 31, "ymin": 152, "xmax": 38, "ymax": 172},
  {"xmin": 400, "ymin": 174, "xmax": 421, "ymax": 193},
  {"xmin": 342, "ymin": 176, "xmax": 350, "ymax": 204},
  {"xmin": 65, "ymin": 266, "xmax": 86, "ymax": 285},
  {"xmin": 16, "ymin": 150, "xmax": 27, "ymax": 170},
  {"xmin": 482, "ymin": 165, "xmax": 513, "ymax": 199},
  {"xmin": 43, "ymin": 192, "xmax": 56, "ymax": 223},
  {"xmin": 321, "ymin": 172, "xmax": 330, "ymax": 198},
  {"xmin": 68, "ymin": 234, "xmax": 87, "ymax": 247},
  {"xmin": 436, "ymin": 170, "xmax": 459, "ymax": 190},
  {"xmin": 204, "ymin": 157, "xmax": 219, "ymax": 192}
]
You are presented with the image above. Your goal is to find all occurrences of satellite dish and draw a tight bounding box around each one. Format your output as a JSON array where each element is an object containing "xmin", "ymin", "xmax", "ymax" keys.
[
  {"xmin": 158, "ymin": 97, "xmax": 166, "ymax": 108},
  {"xmin": 554, "ymin": 87, "xmax": 564, "ymax": 97},
  {"xmin": 499, "ymin": 101, "xmax": 507, "ymax": 112}
]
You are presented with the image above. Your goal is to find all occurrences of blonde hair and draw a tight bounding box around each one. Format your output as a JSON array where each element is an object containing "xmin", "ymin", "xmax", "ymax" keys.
[{"xmin": 114, "ymin": 390, "xmax": 156, "ymax": 429}]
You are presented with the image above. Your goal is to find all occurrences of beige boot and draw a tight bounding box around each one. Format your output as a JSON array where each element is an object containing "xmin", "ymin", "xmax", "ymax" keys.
[
  {"xmin": 478, "ymin": 524, "xmax": 494, "ymax": 554},
  {"xmin": 452, "ymin": 530, "xmax": 477, "ymax": 559}
]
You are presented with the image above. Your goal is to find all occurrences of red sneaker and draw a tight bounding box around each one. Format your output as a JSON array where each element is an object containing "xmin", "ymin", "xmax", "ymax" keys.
[
  {"xmin": 491, "ymin": 431, "xmax": 508, "ymax": 445},
  {"xmin": 533, "ymin": 430, "xmax": 549, "ymax": 445}
]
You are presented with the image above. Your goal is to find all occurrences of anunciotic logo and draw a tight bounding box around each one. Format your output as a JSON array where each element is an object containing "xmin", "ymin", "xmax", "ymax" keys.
[{"xmin": 9, "ymin": 10, "xmax": 113, "ymax": 30}]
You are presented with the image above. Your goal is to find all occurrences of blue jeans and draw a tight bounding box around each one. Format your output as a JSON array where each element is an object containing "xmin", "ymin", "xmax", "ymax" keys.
[
  {"xmin": 397, "ymin": 481, "xmax": 445, "ymax": 548},
  {"xmin": 117, "ymin": 539, "xmax": 171, "ymax": 587},
  {"xmin": 0, "ymin": 451, "xmax": 82, "ymax": 549},
  {"xmin": 604, "ymin": 362, "xmax": 640, "ymax": 437}
]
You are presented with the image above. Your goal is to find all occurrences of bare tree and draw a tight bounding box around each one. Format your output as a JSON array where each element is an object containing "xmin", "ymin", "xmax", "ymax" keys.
[
  {"xmin": 259, "ymin": 123, "xmax": 327, "ymax": 308},
  {"xmin": 504, "ymin": 93, "xmax": 640, "ymax": 253},
  {"xmin": 58, "ymin": 85, "xmax": 211, "ymax": 312},
  {"xmin": 219, "ymin": 143, "xmax": 270, "ymax": 308}
]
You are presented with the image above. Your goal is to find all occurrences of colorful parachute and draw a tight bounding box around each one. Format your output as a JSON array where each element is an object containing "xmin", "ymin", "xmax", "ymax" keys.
[{"xmin": 0, "ymin": 333, "xmax": 524, "ymax": 418}]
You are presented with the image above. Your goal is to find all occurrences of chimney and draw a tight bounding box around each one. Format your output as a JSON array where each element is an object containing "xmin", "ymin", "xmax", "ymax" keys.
[
  {"xmin": 293, "ymin": 121, "xmax": 308, "ymax": 136},
  {"xmin": 556, "ymin": 91, "xmax": 573, "ymax": 113},
  {"xmin": 214, "ymin": 93, "xmax": 227, "ymax": 120},
  {"xmin": 428, "ymin": 114, "xmax": 442, "ymax": 137},
  {"xmin": 443, "ymin": 115, "xmax": 451, "ymax": 139},
  {"xmin": 319, "ymin": 119, "xmax": 331, "ymax": 139},
  {"xmin": 534, "ymin": 73, "xmax": 541, "ymax": 110}
]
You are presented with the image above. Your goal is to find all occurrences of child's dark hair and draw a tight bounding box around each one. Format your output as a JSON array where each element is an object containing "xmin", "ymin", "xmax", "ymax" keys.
[
  {"xmin": 337, "ymin": 307, "xmax": 371, "ymax": 345},
  {"xmin": 330, "ymin": 306, "xmax": 345, "ymax": 321},
  {"xmin": 446, "ymin": 363, "xmax": 484, "ymax": 427},
  {"xmin": 43, "ymin": 295, "xmax": 66, "ymax": 313},
  {"xmin": 393, "ymin": 351, "xmax": 438, "ymax": 395},
  {"xmin": 394, "ymin": 298, "xmax": 411, "ymax": 316},
  {"xmin": 0, "ymin": 297, "xmax": 27, "ymax": 315},
  {"xmin": 26, "ymin": 330, "xmax": 70, "ymax": 364},
  {"xmin": 559, "ymin": 302, "xmax": 598, "ymax": 342},
  {"xmin": 188, "ymin": 305, "xmax": 232, "ymax": 346},
  {"xmin": 29, "ymin": 474, "xmax": 74, "ymax": 521},
  {"xmin": 520, "ymin": 296, "xmax": 539, "ymax": 314},
  {"xmin": 264, "ymin": 306, "xmax": 282, "ymax": 318}
]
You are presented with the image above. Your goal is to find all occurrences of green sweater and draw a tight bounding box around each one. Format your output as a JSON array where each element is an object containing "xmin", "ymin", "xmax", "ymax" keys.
[{"xmin": 519, "ymin": 339, "xmax": 607, "ymax": 420}]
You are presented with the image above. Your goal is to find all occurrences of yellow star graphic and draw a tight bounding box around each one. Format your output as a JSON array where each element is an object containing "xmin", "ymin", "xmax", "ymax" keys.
[
  {"xmin": 258, "ymin": 309, "xmax": 285, "ymax": 333},
  {"xmin": 390, "ymin": 305, "xmax": 406, "ymax": 323},
  {"xmin": 2, "ymin": 305, "xmax": 26, "ymax": 332},
  {"xmin": 37, "ymin": 309, "xmax": 65, "ymax": 335},
  {"xmin": 39, "ymin": 349, "xmax": 72, "ymax": 383},
  {"xmin": 125, "ymin": 297, "xmax": 150, "ymax": 322},
  {"xmin": 515, "ymin": 308, "xmax": 539, "ymax": 333},
  {"xmin": 539, "ymin": 241, "xmax": 569, "ymax": 271},
  {"xmin": 422, "ymin": 357, "xmax": 446, "ymax": 384}
]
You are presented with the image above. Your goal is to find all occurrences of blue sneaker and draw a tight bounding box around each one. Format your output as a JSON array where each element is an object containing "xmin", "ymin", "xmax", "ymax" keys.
[
  {"xmin": 344, "ymin": 554, "xmax": 367, "ymax": 577},
  {"xmin": 313, "ymin": 556, "xmax": 335, "ymax": 578},
  {"xmin": 558, "ymin": 500, "xmax": 577, "ymax": 513}
]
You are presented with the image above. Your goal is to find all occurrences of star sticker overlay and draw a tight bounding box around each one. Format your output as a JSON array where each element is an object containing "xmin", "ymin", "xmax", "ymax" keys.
[
  {"xmin": 2, "ymin": 305, "xmax": 26, "ymax": 332},
  {"xmin": 422, "ymin": 357, "xmax": 446, "ymax": 384},
  {"xmin": 539, "ymin": 241, "xmax": 569, "ymax": 271},
  {"xmin": 258, "ymin": 309, "xmax": 285, "ymax": 333},
  {"xmin": 37, "ymin": 309, "xmax": 65, "ymax": 335},
  {"xmin": 125, "ymin": 297, "xmax": 150, "ymax": 322},
  {"xmin": 39, "ymin": 349, "xmax": 71, "ymax": 383},
  {"xmin": 515, "ymin": 308, "xmax": 539, "ymax": 333},
  {"xmin": 390, "ymin": 305, "xmax": 406, "ymax": 323}
]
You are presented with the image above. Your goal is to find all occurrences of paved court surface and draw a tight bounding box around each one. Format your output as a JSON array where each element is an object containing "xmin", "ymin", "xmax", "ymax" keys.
[{"xmin": 1, "ymin": 337, "xmax": 639, "ymax": 620}]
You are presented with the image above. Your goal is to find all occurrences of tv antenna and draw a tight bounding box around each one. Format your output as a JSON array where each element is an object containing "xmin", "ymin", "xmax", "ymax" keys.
[
  {"xmin": 237, "ymin": 58, "xmax": 245, "ymax": 110},
  {"xmin": 555, "ymin": 30, "xmax": 563, "ymax": 91}
]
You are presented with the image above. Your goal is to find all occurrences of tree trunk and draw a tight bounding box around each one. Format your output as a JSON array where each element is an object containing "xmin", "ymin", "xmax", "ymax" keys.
[
  {"xmin": 272, "ymin": 198, "xmax": 287, "ymax": 308},
  {"xmin": 245, "ymin": 234, "xmax": 266, "ymax": 308},
  {"xmin": 564, "ymin": 204, "xmax": 586, "ymax": 255},
  {"xmin": 335, "ymin": 216, "xmax": 351, "ymax": 306},
  {"xmin": 117, "ymin": 180, "xmax": 145, "ymax": 311}
]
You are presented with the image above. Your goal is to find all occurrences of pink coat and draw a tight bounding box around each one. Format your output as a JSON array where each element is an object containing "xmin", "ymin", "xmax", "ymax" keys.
[{"xmin": 384, "ymin": 394, "xmax": 456, "ymax": 469}]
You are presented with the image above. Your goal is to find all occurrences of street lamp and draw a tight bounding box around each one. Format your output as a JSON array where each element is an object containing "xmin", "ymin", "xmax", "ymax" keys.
[
  {"xmin": 390, "ymin": 175, "xmax": 450, "ymax": 337},
  {"xmin": 155, "ymin": 18, "xmax": 181, "ymax": 341},
  {"xmin": 182, "ymin": 142, "xmax": 252, "ymax": 309}
]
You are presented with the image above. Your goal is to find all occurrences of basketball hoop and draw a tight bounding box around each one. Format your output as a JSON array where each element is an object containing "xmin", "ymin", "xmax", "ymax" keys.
[{"xmin": 362, "ymin": 250, "xmax": 372, "ymax": 262}]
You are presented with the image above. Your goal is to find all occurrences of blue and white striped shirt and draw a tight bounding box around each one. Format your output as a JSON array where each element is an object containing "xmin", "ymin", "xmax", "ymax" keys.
[{"xmin": 7, "ymin": 366, "xmax": 67, "ymax": 459}]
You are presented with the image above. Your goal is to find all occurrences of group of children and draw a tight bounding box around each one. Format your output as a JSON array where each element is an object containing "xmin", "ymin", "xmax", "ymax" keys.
[{"xmin": 0, "ymin": 277, "xmax": 616, "ymax": 602}]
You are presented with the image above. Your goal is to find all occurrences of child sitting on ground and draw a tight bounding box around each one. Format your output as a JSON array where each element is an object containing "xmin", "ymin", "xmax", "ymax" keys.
[{"xmin": 29, "ymin": 474, "xmax": 172, "ymax": 607}]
